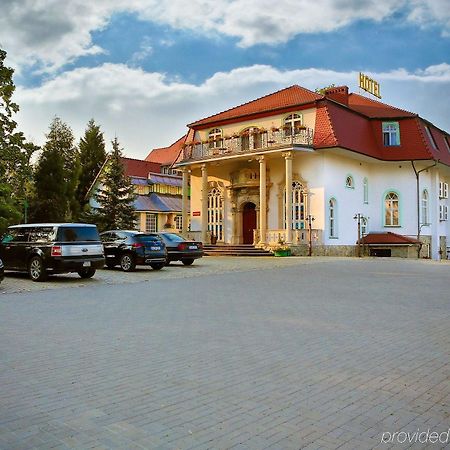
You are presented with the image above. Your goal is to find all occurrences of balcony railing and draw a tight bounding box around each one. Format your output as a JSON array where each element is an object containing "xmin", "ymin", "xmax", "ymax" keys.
[{"xmin": 182, "ymin": 128, "xmax": 314, "ymax": 161}]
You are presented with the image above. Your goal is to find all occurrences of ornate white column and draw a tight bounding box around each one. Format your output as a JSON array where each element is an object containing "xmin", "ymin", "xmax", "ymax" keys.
[
  {"xmin": 258, "ymin": 156, "xmax": 267, "ymax": 245},
  {"xmin": 283, "ymin": 152, "xmax": 293, "ymax": 244},
  {"xmin": 201, "ymin": 164, "xmax": 208, "ymax": 242},
  {"xmin": 181, "ymin": 167, "xmax": 189, "ymax": 235}
]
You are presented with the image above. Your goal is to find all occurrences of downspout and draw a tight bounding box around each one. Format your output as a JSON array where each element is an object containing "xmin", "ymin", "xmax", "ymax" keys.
[{"xmin": 411, "ymin": 159, "xmax": 438, "ymax": 256}]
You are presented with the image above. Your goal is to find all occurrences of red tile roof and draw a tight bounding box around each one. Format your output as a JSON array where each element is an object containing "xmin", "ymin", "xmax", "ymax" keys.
[
  {"xmin": 120, "ymin": 157, "xmax": 161, "ymax": 177},
  {"xmin": 188, "ymin": 85, "xmax": 322, "ymax": 128},
  {"xmin": 360, "ymin": 232, "xmax": 421, "ymax": 245},
  {"xmin": 146, "ymin": 135, "xmax": 186, "ymax": 165},
  {"xmin": 346, "ymin": 93, "xmax": 416, "ymax": 118}
]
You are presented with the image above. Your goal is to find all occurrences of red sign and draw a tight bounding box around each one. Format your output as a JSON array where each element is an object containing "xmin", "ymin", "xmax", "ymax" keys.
[{"xmin": 192, "ymin": 211, "xmax": 201, "ymax": 216}]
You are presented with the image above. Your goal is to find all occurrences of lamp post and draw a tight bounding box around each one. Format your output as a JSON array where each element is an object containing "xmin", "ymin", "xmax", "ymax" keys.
[
  {"xmin": 306, "ymin": 214, "xmax": 315, "ymax": 257},
  {"xmin": 353, "ymin": 213, "xmax": 367, "ymax": 257}
]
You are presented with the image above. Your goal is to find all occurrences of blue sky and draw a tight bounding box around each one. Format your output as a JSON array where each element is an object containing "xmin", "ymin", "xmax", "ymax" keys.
[{"xmin": 2, "ymin": 0, "xmax": 450, "ymax": 159}]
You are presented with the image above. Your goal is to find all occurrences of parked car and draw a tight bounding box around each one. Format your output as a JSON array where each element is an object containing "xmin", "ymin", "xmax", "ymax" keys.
[
  {"xmin": 0, "ymin": 223, "xmax": 105, "ymax": 282},
  {"xmin": 100, "ymin": 230, "xmax": 167, "ymax": 271},
  {"xmin": 156, "ymin": 232, "xmax": 203, "ymax": 265},
  {"xmin": 0, "ymin": 258, "xmax": 4, "ymax": 284}
]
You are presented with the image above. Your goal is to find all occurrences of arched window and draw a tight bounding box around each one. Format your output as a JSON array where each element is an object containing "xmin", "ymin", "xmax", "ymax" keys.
[
  {"xmin": 385, "ymin": 192, "xmax": 399, "ymax": 226},
  {"xmin": 284, "ymin": 181, "xmax": 307, "ymax": 229},
  {"xmin": 208, "ymin": 128, "xmax": 223, "ymax": 149},
  {"xmin": 345, "ymin": 175, "xmax": 354, "ymax": 189},
  {"xmin": 363, "ymin": 177, "xmax": 369, "ymax": 203},
  {"xmin": 421, "ymin": 190, "xmax": 429, "ymax": 225},
  {"xmin": 329, "ymin": 198, "xmax": 337, "ymax": 238},
  {"xmin": 208, "ymin": 188, "xmax": 223, "ymax": 240},
  {"xmin": 283, "ymin": 113, "xmax": 303, "ymax": 137}
]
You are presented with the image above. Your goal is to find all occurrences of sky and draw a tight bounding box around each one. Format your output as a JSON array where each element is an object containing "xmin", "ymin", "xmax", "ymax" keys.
[{"xmin": 1, "ymin": 0, "xmax": 450, "ymax": 160}]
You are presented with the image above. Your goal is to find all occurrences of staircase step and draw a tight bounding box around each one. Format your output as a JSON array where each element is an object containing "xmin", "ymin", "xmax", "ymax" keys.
[{"xmin": 203, "ymin": 244, "xmax": 274, "ymax": 257}]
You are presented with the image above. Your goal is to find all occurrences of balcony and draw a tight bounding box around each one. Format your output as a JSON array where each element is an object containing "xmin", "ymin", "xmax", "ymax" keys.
[{"xmin": 181, "ymin": 127, "xmax": 314, "ymax": 162}]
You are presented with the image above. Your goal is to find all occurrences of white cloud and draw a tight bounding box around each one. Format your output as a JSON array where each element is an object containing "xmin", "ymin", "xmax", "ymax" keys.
[
  {"xmin": 1, "ymin": 0, "xmax": 450, "ymax": 72},
  {"xmin": 15, "ymin": 63, "xmax": 450, "ymax": 160}
]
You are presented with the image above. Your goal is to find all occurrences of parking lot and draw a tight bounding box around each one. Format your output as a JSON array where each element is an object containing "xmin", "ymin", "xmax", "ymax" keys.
[{"xmin": 1, "ymin": 257, "xmax": 449, "ymax": 449}]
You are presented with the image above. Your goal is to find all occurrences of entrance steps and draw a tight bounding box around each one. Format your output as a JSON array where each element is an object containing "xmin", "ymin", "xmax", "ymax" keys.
[{"xmin": 203, "ymin": 244, "xmax": 274, "ymax": 257}]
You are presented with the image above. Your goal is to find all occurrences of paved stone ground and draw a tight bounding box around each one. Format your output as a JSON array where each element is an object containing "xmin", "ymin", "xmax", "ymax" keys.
[{"xmin": 0, "ymin": 257, "xmax": 449, "ymax": 450}]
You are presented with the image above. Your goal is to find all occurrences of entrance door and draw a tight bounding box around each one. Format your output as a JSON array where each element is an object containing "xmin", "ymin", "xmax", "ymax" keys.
[{"xmin": 242, "ymin": 202, "xmax": 256, "ymax": 244}]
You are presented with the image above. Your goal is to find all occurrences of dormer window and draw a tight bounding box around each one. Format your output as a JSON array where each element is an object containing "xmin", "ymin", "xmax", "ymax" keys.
[
  {"xmin": 208, "ymin": 128, "xmax": 223, "ymax": 149},
  {"xmin": 425, "ymin": 126, "xmax": 438, "ymax": 150},
  {"xmin": 383, "ymin": 122, "xmax": 400, "ymax": 146}
]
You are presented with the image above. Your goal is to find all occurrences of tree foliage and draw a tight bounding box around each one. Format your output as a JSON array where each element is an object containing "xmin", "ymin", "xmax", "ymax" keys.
[
  {"xmin": 31, "ymin": 117, "xmax": 80, "ymax": 222},
  {"xmin": 315, "ymin": 84, "xmax": 336, "ymax": 95},
  {"xmin": 77, "ymin": 119, "xmax": 106, "ymax": 210},
  {"xmin": 93, "ymin": 137, "xmax": 136, "ymax": 231},
  {"xmin": 0, "ymin": 47, "xmax": 38, "ymax": 232}
]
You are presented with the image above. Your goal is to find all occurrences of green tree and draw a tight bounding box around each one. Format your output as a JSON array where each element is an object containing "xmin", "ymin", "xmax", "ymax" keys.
[
  {"xmin": 77, "ymin": 119, "xmax": 106, "ymax": 210},
  {"xmin": 315, "ymin": 84, "xmax": 336, "ymax": 95},
  {"xmin": 33, "ymin": 116, "xmax": 81, "ymax": 221},
  {"xmin": 94, "ymin": 137, "xmax": 136, "ymax": 230},
  {"xmin": 0, "ymin": 47, "xmax": 38, "ymax": 231},
  {"xmin": 31, "ymin": 146, "xmax": 67, "ymax": 222}
]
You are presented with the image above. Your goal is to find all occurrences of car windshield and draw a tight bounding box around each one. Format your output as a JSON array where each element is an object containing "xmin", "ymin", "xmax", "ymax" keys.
[
  {"xmin": 57, "ymin": 226, "xmax": 100, "ymax": 242},
  {"xmin": 136, "ymin": 235, "xmax": 162, "ymax": 243},
  {"xmin": 161, "ymin": 233, "xmax": 185, "ymax": 242}
]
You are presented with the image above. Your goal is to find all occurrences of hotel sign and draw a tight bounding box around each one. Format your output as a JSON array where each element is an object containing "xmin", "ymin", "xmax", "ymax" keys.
[{"xmin": 359, "ymin": 72, "xmax": 381, "ymax": 99}]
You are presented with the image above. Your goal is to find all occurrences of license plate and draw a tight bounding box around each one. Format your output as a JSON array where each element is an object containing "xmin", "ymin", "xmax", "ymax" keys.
[
  {"xmin": 150, "ymin": 246, "xmax": 160, "ymax": 250},
  {"xmin": 83, "ymin": 261, "xmax": 91, "ymax": 267},
  {"xmin": 188, "ymin": 245, "xmax": 197, "ymax": 250}
]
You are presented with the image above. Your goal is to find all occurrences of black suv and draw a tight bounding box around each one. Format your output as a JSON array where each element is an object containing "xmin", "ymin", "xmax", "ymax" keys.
[
  {"xmin": 100, "ymin": 230, "xmax": 167, "ymax": 271},
  {"xmin": 0, "ymin": 223, "xmax": 105, "ymax": 281}
]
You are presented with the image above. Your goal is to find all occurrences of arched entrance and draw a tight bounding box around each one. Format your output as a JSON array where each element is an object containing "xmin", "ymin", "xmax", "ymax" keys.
[{"xmin": 242, "ymin": 202, "xmax": 256, "ymax": 244}]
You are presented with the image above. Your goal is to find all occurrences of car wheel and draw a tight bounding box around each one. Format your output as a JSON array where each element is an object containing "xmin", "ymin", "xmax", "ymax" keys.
[
  {"xmin": 150, "ymin": 263, "xmax": 164, "ymax": 270},
  {"xmin": 28, "ymin": 256, "xmax": 47, "ymax": 282},
  {"xmin": 78, "ymin": 268, "xmax": 96, "ymax": 278},
  {"xmin": 105, "ymin": 261, "xmax": 116, "ymax": 269},
  {"xmin": 182, "ymin": 258, "xmax": 194, "ymax": 266},
  {"xmin": 120, "ymin": 253, "xmax": 136, "ymax": 272}
]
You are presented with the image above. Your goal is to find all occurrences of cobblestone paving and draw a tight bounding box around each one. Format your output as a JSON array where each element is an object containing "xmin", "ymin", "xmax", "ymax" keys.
[{"xmin": 0, "ymin": 257, "xmax": 449, "ymax": 450}]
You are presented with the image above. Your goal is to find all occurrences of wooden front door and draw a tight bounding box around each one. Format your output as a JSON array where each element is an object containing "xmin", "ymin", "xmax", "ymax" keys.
[{"xmin": 242, "ymin": 202, "xmax": 256, "ymax": 244}]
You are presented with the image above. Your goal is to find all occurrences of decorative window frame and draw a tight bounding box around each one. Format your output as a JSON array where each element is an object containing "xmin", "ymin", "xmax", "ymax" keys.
[
  {"xmin": 345, "ymin": 174, "xmax": 355, "ymax": 189},
  {"xmin": 283, "ymin": 113, "xmax": 304, "ymax": 137},
  {"xmin": 382, "ymin": 189, "xmax": 401, "ymax": 227},
  {"xmin": 328, "ymin": 197, "xmax": 338, "ymax": 239},
  {"xmin": 421, "ymin": 189, "xmax": 429, "ymax": 226},
  {"xmin": 363, "ymin": 177, "xmax": 369, "ymax": 204},
  {"xmin": 208, "ymin": 128, "xmax": 223, "ymax": 149},
  {"xmin": 382, "ymin": 121, "xmax": 401, "ymax": 146}
]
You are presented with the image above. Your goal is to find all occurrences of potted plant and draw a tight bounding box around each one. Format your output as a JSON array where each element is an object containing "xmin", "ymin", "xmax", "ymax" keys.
[{"xmin": 273, "ymin": 244, "xmax": 291, "ymax": 257}]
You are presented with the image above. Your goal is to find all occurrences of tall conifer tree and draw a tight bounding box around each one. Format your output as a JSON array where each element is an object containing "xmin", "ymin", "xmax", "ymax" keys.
[
  {"xmin": 94, "ymin": 137, "xmax": 136, "ymax": 230},
  {"xmin": 77, "ymin": 119, "xmax": 106, "ymax": 209}
]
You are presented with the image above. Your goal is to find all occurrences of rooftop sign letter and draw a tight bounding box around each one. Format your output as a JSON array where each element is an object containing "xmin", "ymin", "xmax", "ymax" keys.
[{"xmin": 359, "ymin": 72, "xmax": 381, "ymax": 99}]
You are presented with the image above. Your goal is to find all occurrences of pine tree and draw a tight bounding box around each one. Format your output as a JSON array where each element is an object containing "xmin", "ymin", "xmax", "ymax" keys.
[
  {"xmin": 77, "ymin": 119, "xmax": 106, "ymax": 210},
  {"xmin": 94, "ymin": 137, "xmax": 136, "ymax": 231},
  {"xmin": 31, "ymin": 147, "xmax": 67, "ymax": 222},
  {"xmin": 0, "ymin": 47, "xmax": 38, "ymax": 232},
  {"xmin": 33, "ymin": 117, "xmax": 81, "ymax": 222}
]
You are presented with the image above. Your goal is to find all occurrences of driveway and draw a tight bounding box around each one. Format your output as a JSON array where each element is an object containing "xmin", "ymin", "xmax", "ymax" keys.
[{"xmin": 0, "ymin": 257, "xmax": 449, "ymax": 449}]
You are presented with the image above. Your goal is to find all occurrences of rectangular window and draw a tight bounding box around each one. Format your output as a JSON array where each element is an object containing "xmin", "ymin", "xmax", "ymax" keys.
[
  {"xmin": 440, "ymin": 205, "xmax": 448, "ymax": 221},
  {"xmin": 145, "ymin": 213, "xmax": 157, "ymax": 232},
  {"xmin": 425, "ymin": 126, "xmax": 438, "ymax": 150},
  {"xmin": 439, "ymin": 182, "xmax": 449, "ymax": 199},
  {"xmin": 175, "ymin": 215, "xmax": 183, "ymax": 230},
  {"xmin": 382, "ymin": 122, "xmax": 400, "ymax": 146}
]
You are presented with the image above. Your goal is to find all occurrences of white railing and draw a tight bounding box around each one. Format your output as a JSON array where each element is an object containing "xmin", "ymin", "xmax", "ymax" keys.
[{"xmin": 182, "ymin": 128, "xmax": 314, "ymax": 161}]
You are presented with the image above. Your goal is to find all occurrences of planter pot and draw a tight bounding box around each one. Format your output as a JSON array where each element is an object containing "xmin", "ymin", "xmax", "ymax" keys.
[{"xmin": 274, "ymin": 249, "xmax": 291, "ymax": 257}]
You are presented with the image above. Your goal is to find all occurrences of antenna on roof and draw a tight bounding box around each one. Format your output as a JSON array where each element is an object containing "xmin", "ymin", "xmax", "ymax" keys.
[{"xmin": 359, "ymin": 72, "xmax": 381, "ymax": 99}]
